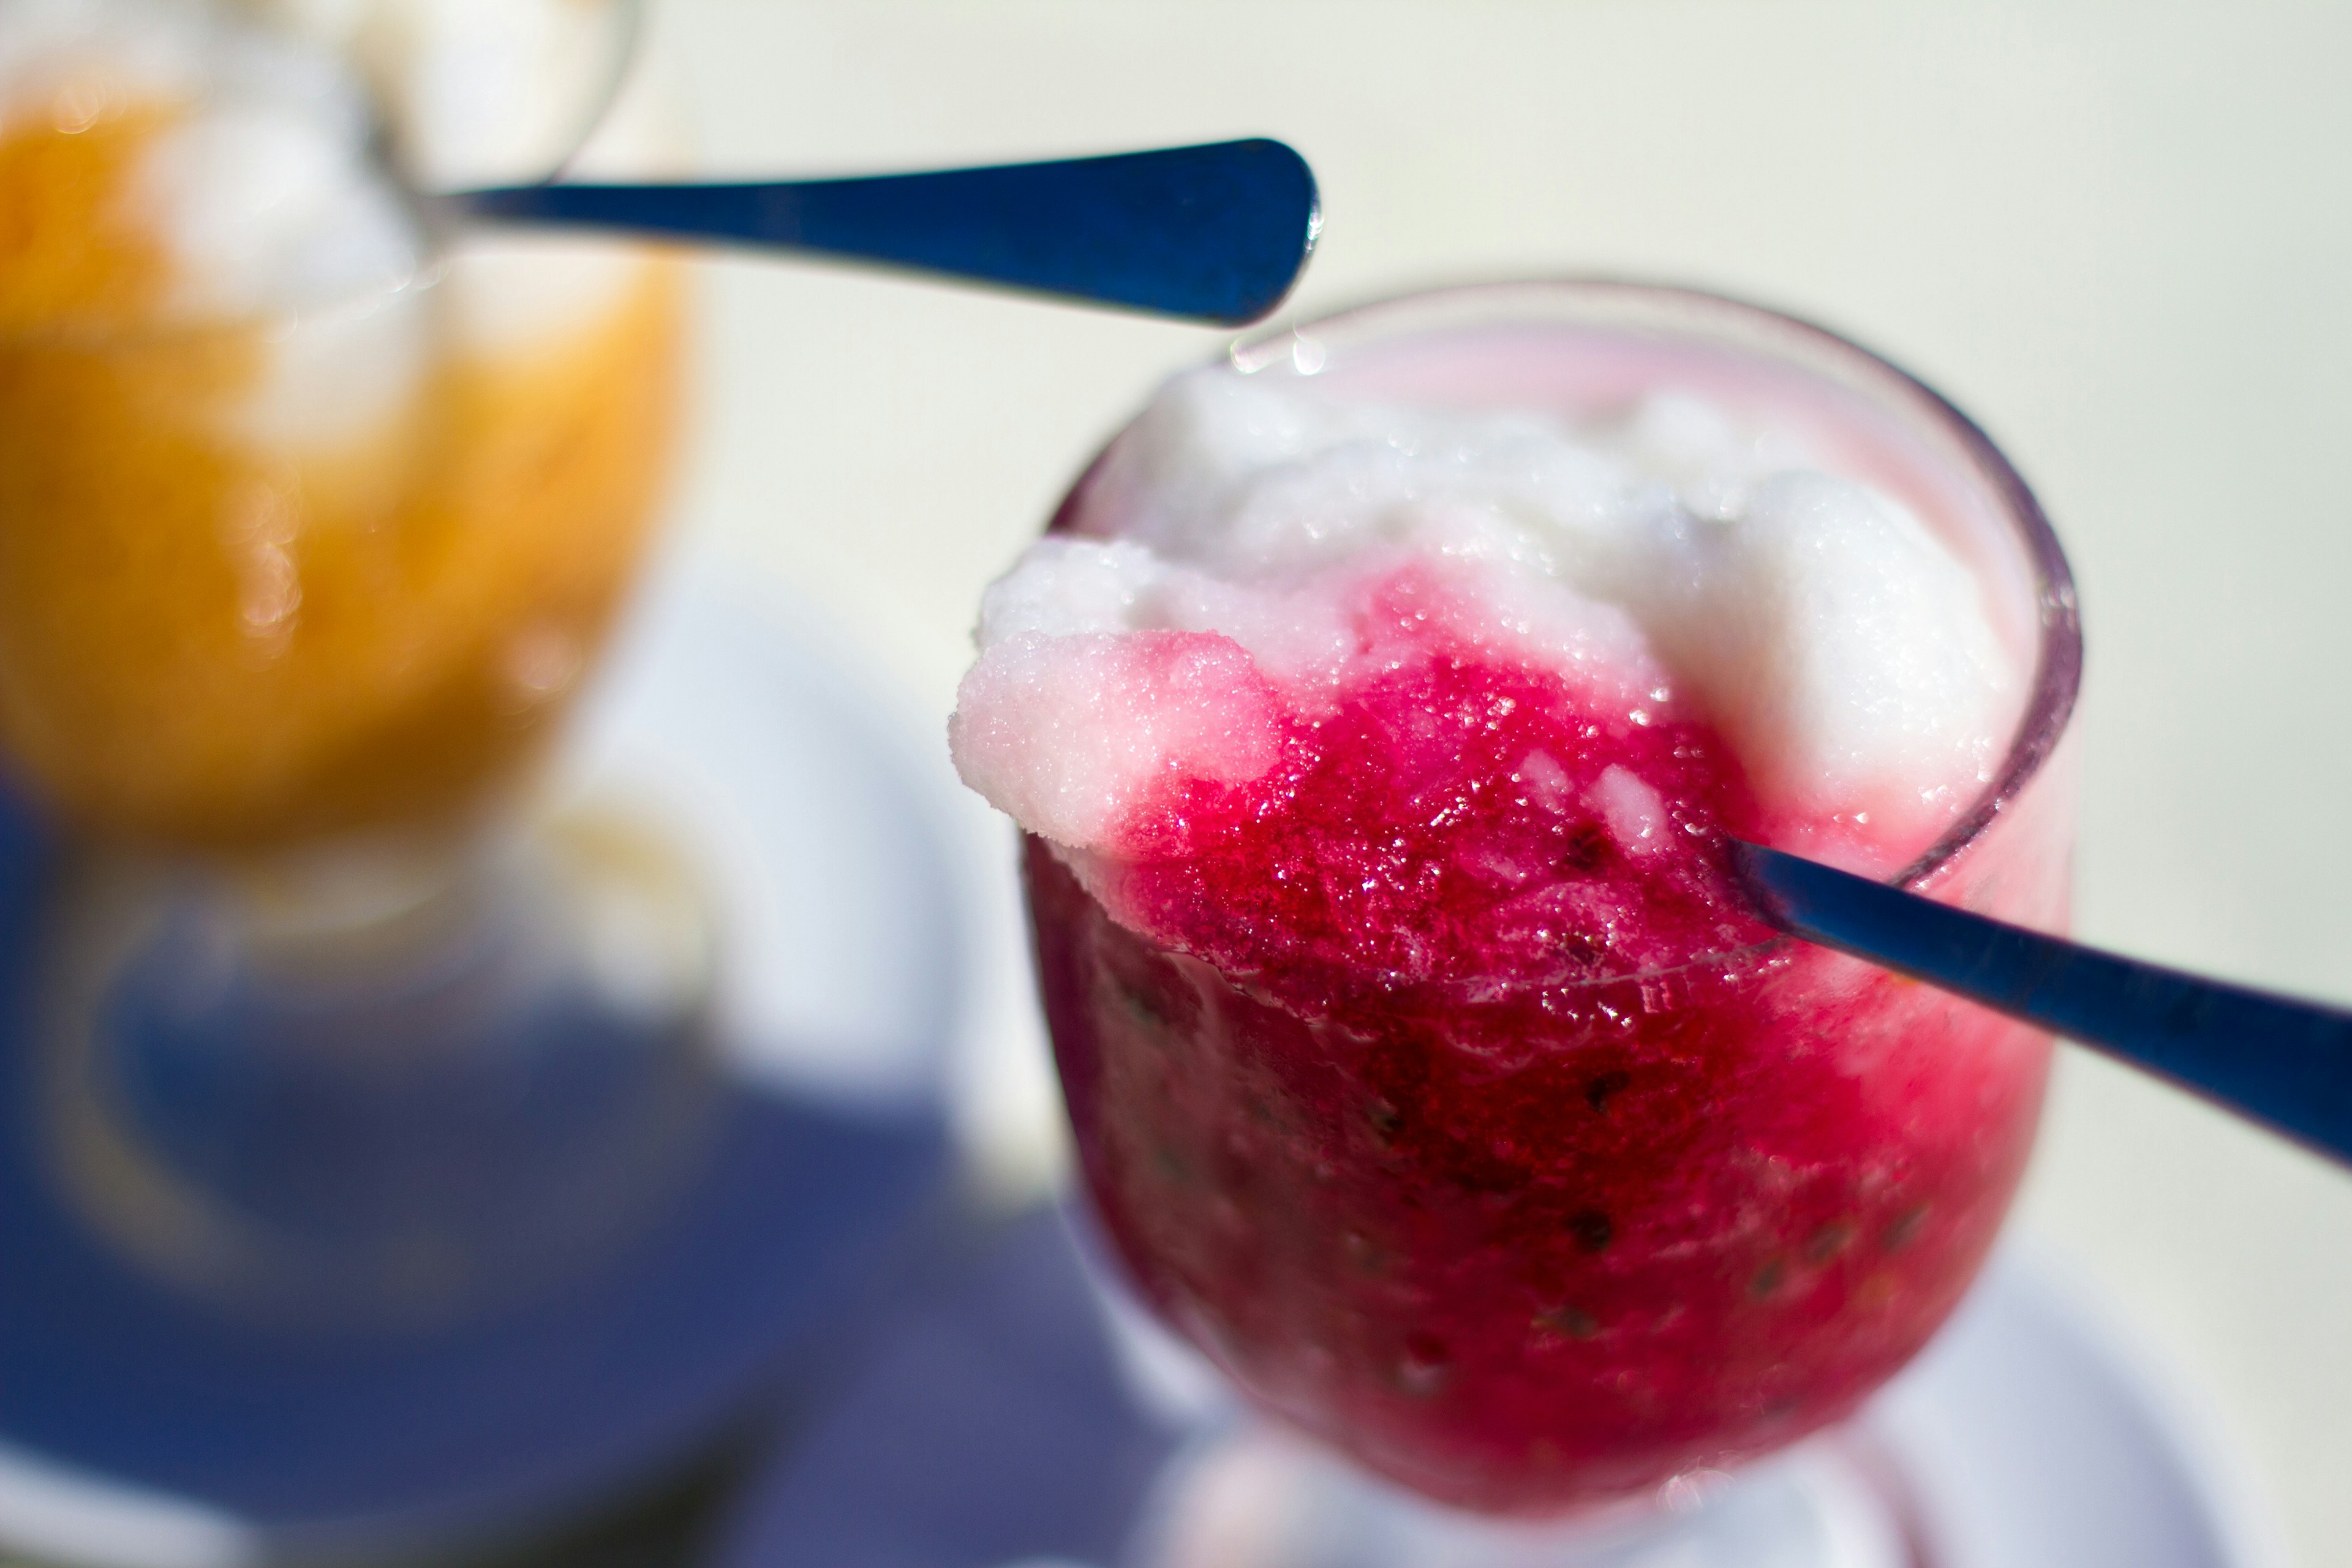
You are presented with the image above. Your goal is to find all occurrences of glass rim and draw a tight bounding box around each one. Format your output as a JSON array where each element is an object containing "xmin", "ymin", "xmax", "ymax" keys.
[
  {"xmin": 0, "ymin": 0, "xmax": 647, "ymax": 350},
  {"xmin": 1051, "ymin": 275, "xmax": 2082, "ymax": 990}
]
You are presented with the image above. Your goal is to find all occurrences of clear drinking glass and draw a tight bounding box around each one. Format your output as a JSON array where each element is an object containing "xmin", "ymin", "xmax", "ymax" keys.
[
  {"xmin": 0, "ymin": 0, "xmax": 702, "ymax": 1321},
  {"xmin": 1023, "ymin": 281, "xmax": 2081, "ymax": 1561}
]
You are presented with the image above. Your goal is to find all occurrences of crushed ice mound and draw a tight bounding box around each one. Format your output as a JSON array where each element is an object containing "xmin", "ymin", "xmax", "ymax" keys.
[
  {"xmin": 0, "ymin": 0, "xmax": 423, "ymax": 318},
  {"xmin": 952, "ymin": 361, "xmax": 2022, "ymax": 867}
]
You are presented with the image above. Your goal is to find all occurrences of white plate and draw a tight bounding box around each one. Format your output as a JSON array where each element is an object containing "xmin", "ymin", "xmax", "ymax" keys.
[
  {"xmin": 1868, "ymin": 1247, "xmax": 2277, "ymax": 1568},
  {"xmin": 713, "ymin": 1212, "xmax": 2275, "ymax": 1568}
]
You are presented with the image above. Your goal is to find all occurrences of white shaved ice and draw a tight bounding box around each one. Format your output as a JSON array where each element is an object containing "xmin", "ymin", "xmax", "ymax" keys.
[
  {"xmin": 949, "ymin": 629, "xmax": 1282, "ymax": 852},
  {"xmin": 0, "ymin": 0, "xmax": 671, "ymax": 446},
  {"xmin": 952, "ymin": 362, "xmax": 2023, "ymax": 864},
  {"xmin": 0, "ymin": 0, "xmax": 424, "ymax": 318},
  {"xmin": 1589, "ymin": 764, "xmax": 1670, "ymax": 858}
]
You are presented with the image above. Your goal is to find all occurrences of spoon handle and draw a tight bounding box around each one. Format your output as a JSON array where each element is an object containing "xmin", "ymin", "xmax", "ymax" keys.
[
  {"xmin": 1730, "ymin": 838, "xmax": 2352, "ymax": 1168},
  {"xmin": 447, "ymin": 138, "xmax": 1319, "ymax": 326}
]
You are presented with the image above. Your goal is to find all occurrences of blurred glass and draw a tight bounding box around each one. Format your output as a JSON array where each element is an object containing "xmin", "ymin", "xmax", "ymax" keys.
[{"xmin": 0, "ymin": 0, "xmax": 701, "ymax": 1318}]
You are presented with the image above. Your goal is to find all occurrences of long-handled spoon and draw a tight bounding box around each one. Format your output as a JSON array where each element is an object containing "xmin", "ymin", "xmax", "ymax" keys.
[
  {"xmin": 1731, "ymin": 838, "xmax": 2352, "ymax": 1169},
  {"xmin": 442, "ymin": 138, "xmax": 1319, "ymax": 326}
]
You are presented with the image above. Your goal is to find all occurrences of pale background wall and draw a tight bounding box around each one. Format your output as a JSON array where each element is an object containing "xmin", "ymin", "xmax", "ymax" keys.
[{"xmin": 641, "ymin": 5, "xmax": 2352, "ymax": 1562}]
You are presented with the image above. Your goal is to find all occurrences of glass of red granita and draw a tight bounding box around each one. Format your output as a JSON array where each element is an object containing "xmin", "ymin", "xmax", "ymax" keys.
[{"xmin": 955, "ymin": 280, "xmax": 2079, "ymax": 1561}]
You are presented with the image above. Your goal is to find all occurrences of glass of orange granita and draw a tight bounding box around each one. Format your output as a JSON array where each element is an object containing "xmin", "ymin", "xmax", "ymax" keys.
[{"xmin": 0, "ymin": 0, "xmax": 708, "ymax": 1320}]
